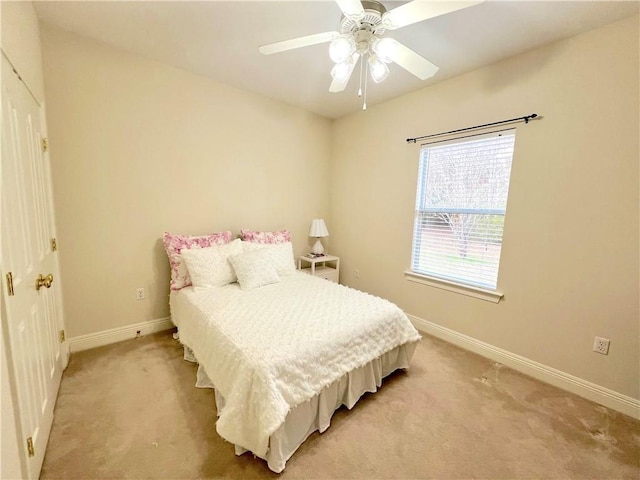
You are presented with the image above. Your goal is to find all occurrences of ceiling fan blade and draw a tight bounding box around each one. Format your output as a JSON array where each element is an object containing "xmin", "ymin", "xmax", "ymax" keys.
[
  {"xmin": 386, "ymin": 39, "xmax": 438, "ymax": 80},
  {"xmin": 382, "ymin": 1, "xmax": 484, "ymax": 30},
  {"xmin": 259, "ymin": 31, "xmax": 340, "ymax": 55},
  {"xmin": 335, "ymin": 0, "xmax": 364, "ymax": 19},
  {"xmin": 329, "ymin": 54, "xmax": 359, "ymax": 93}
]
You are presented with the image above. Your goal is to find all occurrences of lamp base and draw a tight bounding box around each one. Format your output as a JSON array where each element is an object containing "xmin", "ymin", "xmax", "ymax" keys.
[{"xmin": 311, "ymin": 238, "xmax": 325, "ymax": 255}]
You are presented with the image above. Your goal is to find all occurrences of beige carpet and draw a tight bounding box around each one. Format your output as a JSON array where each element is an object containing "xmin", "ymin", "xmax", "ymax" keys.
[{"xmin": 40, "ymin": 330, "xmax": 639, "ymax": 479}]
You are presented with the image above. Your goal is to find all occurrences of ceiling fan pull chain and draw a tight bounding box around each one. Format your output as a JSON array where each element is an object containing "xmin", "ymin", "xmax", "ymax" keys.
[
  {"xmin": 363, "ymin": 54, "xmax": 369, "ymax": 111},
  {"xmin": 358, "ymin": 55, "xmax": 364, "ymax": 97}
]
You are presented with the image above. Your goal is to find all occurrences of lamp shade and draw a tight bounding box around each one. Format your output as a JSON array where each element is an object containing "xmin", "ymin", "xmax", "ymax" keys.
[
  {"xmin": 309, "ymin": 219, "xmax": 329, "ymax": 238},
  {"xmin": 372, "ymin": 37, "xmax": 396, "ymax": 64},
  {"xmin": 329, "ymin": 36, "xmax": 355, "ymax": 64},
  {"xmin": 369, "ymin": 56, "xmax": 389, "ymax": 83}
]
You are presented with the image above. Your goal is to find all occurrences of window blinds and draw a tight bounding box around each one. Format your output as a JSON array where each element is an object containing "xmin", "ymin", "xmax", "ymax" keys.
[{"xmin": 411, "ymin": 130, "xmax": 516, "ymax": 290}]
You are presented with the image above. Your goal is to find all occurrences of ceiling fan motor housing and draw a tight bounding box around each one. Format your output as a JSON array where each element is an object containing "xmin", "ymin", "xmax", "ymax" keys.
[
  {"xmin": 340, "ymin": 0, "xmax": 387, "ymax": 36},
  {"xmin": 353, "ymin": 29, "xmax": 375, "ymax": 54}
]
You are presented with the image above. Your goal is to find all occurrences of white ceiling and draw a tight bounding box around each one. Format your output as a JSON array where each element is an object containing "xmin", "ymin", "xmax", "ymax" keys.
[{"xmin": 33, "ymin": 1, "xmax": 639, "ymax": 119}]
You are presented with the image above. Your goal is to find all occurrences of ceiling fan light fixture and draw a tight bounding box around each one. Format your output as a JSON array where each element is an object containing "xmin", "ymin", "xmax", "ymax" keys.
[
  {"xmin": 372, "ymin": 37, "xmax": 396, "ymax": 63},
  {"xmin": 331, "ymin": 60, "xmax": 353, "ymax": 82},
  {"xmin": 329, "ymin": 36, "xmax": 355, "ymax": 63},
  {"xmin": 369, "ymin": 56, "xmax": 389, "ymax": 83},
  {"xmin": 259, "ymin": 0, "xmax": 475, "ymax": 100}
]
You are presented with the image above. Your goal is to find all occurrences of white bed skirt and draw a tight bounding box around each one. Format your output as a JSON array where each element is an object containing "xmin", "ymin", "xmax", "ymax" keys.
[{"xmin": 187, "ymin": 341, "xmax": 417, "ymax": 473}]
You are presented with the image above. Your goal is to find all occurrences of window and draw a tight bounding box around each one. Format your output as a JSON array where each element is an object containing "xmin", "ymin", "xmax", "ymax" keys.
[{"xmin": 410, "ymin": 129, "xmax": 516, "ymax": 291}]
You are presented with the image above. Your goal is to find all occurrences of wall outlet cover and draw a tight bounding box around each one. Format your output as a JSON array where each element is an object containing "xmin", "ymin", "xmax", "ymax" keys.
[{"xmin": 593, "ymin": 336, "xmax": 610, "ymax": 355}]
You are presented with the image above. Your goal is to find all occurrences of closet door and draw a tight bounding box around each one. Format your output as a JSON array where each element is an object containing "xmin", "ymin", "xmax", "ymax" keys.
[{"xmin": 2, "ymin": 54, "xmax": 66, "ymax": 479}]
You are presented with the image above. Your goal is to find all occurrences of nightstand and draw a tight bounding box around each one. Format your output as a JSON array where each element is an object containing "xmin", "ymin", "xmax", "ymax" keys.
[{"xmin": 298, "ymin": 255, "xmax": 340, "ymax": 283}]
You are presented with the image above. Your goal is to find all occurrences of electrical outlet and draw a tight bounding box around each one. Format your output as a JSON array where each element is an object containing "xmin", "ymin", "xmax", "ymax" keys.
[
  {"xmin": 593, "ymin": 336, "xmax": 610, "ymax": 355},
  {"xmin": 355, "ymin": 269, "xmax": 360, "ymax": 279},
  {"xmin": 136, "ymin": 288, "xmax": 145, "ymax": 300}
]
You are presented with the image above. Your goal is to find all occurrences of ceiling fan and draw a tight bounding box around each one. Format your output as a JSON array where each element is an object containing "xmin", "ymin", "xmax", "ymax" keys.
[{"xmin": 259, "ymin": 0, "xmax": 483, "ymax": 108}]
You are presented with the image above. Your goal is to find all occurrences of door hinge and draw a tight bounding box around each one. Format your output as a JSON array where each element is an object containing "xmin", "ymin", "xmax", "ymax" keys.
[
  {"xmin": 26, "ymin": 437, "xmax": 35, "ymax": 457},
  {"xmin": 6, "ymin": 272, "xmax": 15, "ymax": 296},
  {"xmin": 59, "ymin": 330, "xmax": 66, "ymax": 343},
  {"xmin": 42, "ymin": 137, "xmax": 48, "ymax": 153},
  {"xmin": 51, "ymin": 238, "xmax": 57, "ymax": 252}
]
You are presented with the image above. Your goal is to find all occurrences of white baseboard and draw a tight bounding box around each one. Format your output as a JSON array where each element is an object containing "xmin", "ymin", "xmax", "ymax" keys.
[
  {"xmin": 408, "ymin": 314, "xmax": 640, "ymax": 420},
  {"xmin": 68, "ymin": 317, "xmax": 174, "ymax": 353}
]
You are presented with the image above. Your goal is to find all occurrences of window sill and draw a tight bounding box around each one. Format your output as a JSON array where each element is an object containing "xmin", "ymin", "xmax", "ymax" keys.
[{"xmin": 404, "ymin": 271, "xmax": 504, "ymax": 303}]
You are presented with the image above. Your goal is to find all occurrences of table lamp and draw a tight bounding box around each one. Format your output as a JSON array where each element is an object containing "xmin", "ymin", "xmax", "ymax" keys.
[{"xmin": 309, "ymin": 219, "xmax": 329, "ymax": 255}]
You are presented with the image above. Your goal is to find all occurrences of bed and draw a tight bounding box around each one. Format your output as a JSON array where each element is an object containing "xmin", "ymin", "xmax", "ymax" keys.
[{"xmin": 165, "ymin": 232, "xmax": 421, "ymax": 472}]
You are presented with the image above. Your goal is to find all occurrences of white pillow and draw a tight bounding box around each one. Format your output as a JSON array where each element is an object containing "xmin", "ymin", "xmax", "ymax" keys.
[
  {"xmin": 181, "ymin": 239, "xmax": 242, "ymax": 288},
  {"xmin": 266, "ymin": 242, "xmax": 296, "ymax": 276},
  {"xmin": 229, "ymin": 249, "xmax": 280, "ymax": 291},
  {"xmin": 241, "ymin": 241, "xmax": 264, "ymax": 253},
  {"xmin": 240, "ymin": 241, "xmax": 296, "ymax": 276}
]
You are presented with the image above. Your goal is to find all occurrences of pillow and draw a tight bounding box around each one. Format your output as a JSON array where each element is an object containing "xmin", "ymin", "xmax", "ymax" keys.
[
  {"xmin": 241, "ymin": 241, "xmax": 265, "ymax": 253},
  {"xmin": 264, "ymin": 242, "xmax": 296, "ymax": 276},
  {"xmin": 181, "ymin": 239, "xmax": 242, "ymax": 288},
  {"xmin": 163, "ymin": 231, "xmax": 232, "ymax": 290},
  {"xmin": 240, "ymin": 229, "xmax": 291, "ymax": 244},
  {"xmin": 228, "ymin": 249, "xmax": 280, "ymax": 291},
  {"xmin": 240, "ymin": 241, "xmax": 296, "ymax": 276}
]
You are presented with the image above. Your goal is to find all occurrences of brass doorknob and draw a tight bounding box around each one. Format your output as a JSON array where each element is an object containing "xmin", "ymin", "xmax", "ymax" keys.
[{"xmin": 36, "ymin": 273, "xmax": 53, "ymax": 291}]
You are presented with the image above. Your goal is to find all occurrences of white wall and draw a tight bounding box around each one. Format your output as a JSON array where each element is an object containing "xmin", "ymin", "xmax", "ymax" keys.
[
  {"xmin": 330, "ymin": 16, "xmax": 639, "ymax": 401},
  {"xmin": 40, "ymin": 25, "xmax": 332, "ymax": 338}
]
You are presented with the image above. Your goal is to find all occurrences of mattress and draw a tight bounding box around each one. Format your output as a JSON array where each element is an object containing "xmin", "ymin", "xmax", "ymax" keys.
[{"xmin": 170, "ymin": 272, "xmax": 421, "ymax": 469}]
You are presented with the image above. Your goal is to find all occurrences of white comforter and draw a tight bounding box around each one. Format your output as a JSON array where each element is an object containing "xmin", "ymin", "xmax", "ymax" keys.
[{"xmin": 170, "ymin": 272, "xmax": 421, "ymax": 457}]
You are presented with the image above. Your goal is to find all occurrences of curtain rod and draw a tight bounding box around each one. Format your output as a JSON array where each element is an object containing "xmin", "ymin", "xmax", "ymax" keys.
[{"xmin": 406, "ymin": 113, "xmax": 539, "ymax": 144}]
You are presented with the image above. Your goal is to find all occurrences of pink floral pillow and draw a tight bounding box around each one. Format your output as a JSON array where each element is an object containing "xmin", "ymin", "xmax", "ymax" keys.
[
  {"xmin": 240, "ymin": 229, "xmax": 291, "ymax": 244},
  {"xmin": 163, "ymin": 231, "xmax": 232, "ymax": 290}
]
